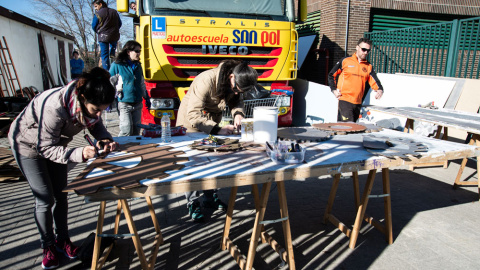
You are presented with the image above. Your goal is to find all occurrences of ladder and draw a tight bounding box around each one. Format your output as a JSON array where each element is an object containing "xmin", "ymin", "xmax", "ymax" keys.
[
  {"xmin": 0, "ymin": 36, "xmax": 22, "ymax": 97},
  {"xmin": 0, "ymin": 61, "xmax": 10, "ymax": 97}
]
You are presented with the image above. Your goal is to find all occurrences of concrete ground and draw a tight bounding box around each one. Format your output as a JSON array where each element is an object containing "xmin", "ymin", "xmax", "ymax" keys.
[{"xmin": 1, "ymin": 110, "xmax": 479, "ymax": 270}]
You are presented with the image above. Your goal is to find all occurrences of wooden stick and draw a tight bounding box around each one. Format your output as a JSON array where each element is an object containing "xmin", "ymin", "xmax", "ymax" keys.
[
  {"xmin": 349, "ymin": 169, "xmax": 377, "ymax": 249},
  {"xmin": 221, "ymin": 186, "xmax": 238, "ymax": 250},
  {"xmin": 382, "ymin": 168, "xmax": 393, "ymax": 244},
  {"xmin": 246, "ymin": 182, "xmax": 272, "ymax": 270},
  {"xmin": 120, "ymin": 199, "xmax": 149, "ymax": 270},
  {"xmin": 277, "ymin": 181, "xmax": 295, "ymax": 270},
  {"xmin": 352, "ymin": 171, "xmax": 360, "ymax": 209},
  {"xmin": 251, "ymin": 184, "xmax": 267, "ymax": 243},
  {"xmin": 91, "ymin": 201, "xmax": 106, "ymax": 270},
  {"xmin": 145, "ymin": 196, "xmax": 162, "ymax": 268},
  {"xmin": 323, "ymin": 174, "xmax": 341, "ymax": 224}
]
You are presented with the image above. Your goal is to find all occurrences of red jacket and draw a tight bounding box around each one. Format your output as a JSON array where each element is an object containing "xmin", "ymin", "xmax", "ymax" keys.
[{"xmin": 328, "ymin": 53, "xmax": 383, "ymax": 104}]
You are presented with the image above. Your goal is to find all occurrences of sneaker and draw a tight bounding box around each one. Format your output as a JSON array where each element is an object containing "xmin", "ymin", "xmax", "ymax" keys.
[
  {"xmin": 55, "ymin": 239, "xmax": 79, "ymax": 259},
  {"xmin": 188, "ymin": 202, "xmax": 204, "ymax": 221},
  {"xmin": 42, "ymin": 245, "xmax": 59, "ymax": 269}
]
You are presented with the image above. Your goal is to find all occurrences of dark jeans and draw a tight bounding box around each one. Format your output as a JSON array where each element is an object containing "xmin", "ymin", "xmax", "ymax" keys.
[
  {"xmin": 185, "ymin": 190, "xmax": 215, "ymax": 207},
  {"xmin": 99, "ymin": 41, "xmax": 117, "ymax": 70},
  {"xmin": 338, "ymin": 100, "xmax": 362, "ymax": 122},
  {"xmin": 12, "ymin": 150, "xmax": 69, "ymax": 249}
]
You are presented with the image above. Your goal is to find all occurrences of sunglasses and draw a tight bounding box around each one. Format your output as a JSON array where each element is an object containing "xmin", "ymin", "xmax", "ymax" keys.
[
  {"xmin": 132, "ymin": 49, "xmax": 141, "ymax": 53},
  {"xmin": 359, "ymin": 47, "xmax": 371, "ymax": 53}
]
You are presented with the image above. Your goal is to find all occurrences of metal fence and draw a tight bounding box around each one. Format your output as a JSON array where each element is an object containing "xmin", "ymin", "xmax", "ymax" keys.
[{"xmin": 364, "ymin": 17, "xmax": 480, "ymax": 79}]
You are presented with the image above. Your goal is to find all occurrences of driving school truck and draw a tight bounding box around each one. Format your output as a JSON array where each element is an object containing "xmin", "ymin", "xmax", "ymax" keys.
[{"xmin": 117, "ymin": 0, "xmax": 306, "ymax": 127}]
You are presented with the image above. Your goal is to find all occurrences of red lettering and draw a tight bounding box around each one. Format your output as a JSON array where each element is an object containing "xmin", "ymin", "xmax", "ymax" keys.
[
  {"xmin": 269, "ymin": 32, "xmax": 276, "ymax": 45},
  {"xmin": 261, "ymin": 31, "xmax": 269, "ymax": 46},
  {"xmin": 260, "ymin": 31, "xmax": 280, "ymax": 46},
  {"xmin": 162, "ymin": 34, "xmax": 229, "ymax": 43}
]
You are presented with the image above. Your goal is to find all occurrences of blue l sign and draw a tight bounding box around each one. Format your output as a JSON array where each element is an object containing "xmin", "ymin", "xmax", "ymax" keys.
[{"xmin": 152, "ymin": 17, "xmax": 166, "ymax": 39}]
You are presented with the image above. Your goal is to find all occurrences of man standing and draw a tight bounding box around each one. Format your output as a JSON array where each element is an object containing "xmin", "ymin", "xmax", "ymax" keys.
[
  {"xmin": 70, "ymin": 51, "xmax": 84, "ymax": 79},
  {"xmin": 92, "ymin": 0, "xmax": 122, "ymax": 71},
  {"xmin": 328, "ymin": 38, "xmax": 384, "ymax": 122}
]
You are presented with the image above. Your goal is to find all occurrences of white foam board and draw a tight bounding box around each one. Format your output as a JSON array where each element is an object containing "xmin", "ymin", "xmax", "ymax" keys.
[
  {"xmin": 291, "ymin": 79, "xmax": 338, "ymax": 125},
  {"xmin": 362, "ymin": 73, "xmax": 456, "ymax": 127}
]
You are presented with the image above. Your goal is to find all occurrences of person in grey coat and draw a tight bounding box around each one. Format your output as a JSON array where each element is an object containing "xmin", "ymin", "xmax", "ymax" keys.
[
  {"xmin": 8, "ymin": 67, "xmax": 119, "ymax": 269},
  {"xmin": 176, "ymin": 60, "xmax": 258, "ymax": 221}
]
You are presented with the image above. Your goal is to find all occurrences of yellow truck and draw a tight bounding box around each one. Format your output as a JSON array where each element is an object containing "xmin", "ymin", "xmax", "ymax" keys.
[{"xmin": 117, "ymin": 0, "xmax": 306, "ymax": 127}]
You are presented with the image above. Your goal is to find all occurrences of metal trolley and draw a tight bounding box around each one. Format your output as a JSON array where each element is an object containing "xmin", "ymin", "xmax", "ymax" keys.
[{"xmin": 221, "ymin": 97, "xmax": 280, "ymax": 124}]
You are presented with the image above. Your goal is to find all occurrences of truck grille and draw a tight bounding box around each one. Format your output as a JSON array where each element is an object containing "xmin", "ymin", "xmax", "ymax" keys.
[
  {"xmin": 176, "ymin": 57, "xmax": 270, "ymax": 66},
  {"xmin": 164, "ymin": 44, "xmax": 280, "ymax": 79},
  {"xmin": 175, "ymin": 68, "xmax": 271, "ymax": 78},
  {"xmin": 169, "ymin": 45, "xmax": 275, "ymax": 55}
]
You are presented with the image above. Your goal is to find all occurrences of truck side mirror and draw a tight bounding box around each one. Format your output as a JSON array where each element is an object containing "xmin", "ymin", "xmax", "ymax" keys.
[{"xmin": 298, "ymin": 0, "xmax": 307, "ymax": 22}]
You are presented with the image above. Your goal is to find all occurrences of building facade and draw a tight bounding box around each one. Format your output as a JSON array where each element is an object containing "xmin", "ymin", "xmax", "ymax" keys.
[
  {"xmin": 299, "ymin": 0, "xmax": 480, "ymax": 84},
  {"xmin": 0, "ymin": 6, "xmax": 75, "ymax": 95}
]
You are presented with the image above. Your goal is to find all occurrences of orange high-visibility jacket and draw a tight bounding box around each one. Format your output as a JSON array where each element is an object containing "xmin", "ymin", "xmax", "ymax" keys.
[{"xmin": 328, "ymin": 53, "xmax": 383, "ymax": 104}]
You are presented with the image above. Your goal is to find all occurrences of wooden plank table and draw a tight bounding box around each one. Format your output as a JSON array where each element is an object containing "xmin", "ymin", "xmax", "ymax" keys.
[
  {"xmin": 66, "ymin": 129, "xmax": 479, "ymax": 269},
  {"xmin": 366, "ymin": 105, "xmax": 480, "ymax": 198}
]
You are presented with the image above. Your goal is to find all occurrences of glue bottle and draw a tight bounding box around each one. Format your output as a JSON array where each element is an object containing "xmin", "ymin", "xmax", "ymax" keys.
[{"xmin": 161, "ymin": 112, "xmax": 171, "ymax": 143}]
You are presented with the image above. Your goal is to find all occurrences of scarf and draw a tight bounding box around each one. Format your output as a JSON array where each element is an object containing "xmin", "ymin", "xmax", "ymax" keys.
[{"xmin": 64, "ymin": 81, "xmax": 100, "ymax": 128}]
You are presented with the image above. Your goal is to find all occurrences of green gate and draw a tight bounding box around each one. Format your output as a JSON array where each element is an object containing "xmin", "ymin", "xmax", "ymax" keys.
[{"xmin": 364, "ymin": 17, "xmax": 480, "ymax": 79}]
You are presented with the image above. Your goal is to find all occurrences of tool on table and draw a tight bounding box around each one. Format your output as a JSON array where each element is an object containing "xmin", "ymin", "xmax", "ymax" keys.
[
  {"xmin": 84, "ymin": 134, "xmax": 103, "ymax": 157},
  {"xmin": 419, "ymin": 101, "xmax": 438, "ymax": 109},
  {"xmin": 266, "ymin": 141, "xmax": 274, "ymax": 151}
]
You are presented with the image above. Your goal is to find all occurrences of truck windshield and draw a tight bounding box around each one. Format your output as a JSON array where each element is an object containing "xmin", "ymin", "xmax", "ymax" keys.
[{"xmin": 143, "ymin": 0, "xmax": 290, "ymax": 21}]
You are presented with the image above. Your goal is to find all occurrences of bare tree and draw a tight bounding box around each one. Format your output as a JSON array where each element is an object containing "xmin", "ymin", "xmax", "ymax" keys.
[{"xmin": 28, "ymin": 0, "xmax": 132, "ymax": 70}]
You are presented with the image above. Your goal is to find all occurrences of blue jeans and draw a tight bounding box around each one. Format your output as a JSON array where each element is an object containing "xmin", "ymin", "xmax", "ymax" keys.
[
  {"xmin": 12, "ymin": 150, "xmax": 69, "ymax": 249},
  {"xmin": 118, "ymin": 101, "xmax": 142, "ymax": 136},
  {"xmin": 99, "ymin": 41, "xmax": 117, "ymax": 70}
]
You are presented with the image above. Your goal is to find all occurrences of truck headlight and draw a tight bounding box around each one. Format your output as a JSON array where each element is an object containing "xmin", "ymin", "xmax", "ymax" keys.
[
  {"xmin": 150, "ymin": 98, "xmax": 174, "ymax": 109},
  {"xmin": 275, "ymin": 96, "xmax": 291, "ymax": 107}
]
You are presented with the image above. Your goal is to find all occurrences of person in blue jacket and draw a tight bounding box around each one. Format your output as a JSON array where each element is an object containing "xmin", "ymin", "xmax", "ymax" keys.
[
  {"xmin": 109, "ymin": 40, "xmax": 151, "ymax": 136},
  {"xmin": 70, "ymin": 51, "xmax": 84, "ymax": 79},
  {"xmin": 92, "ymin": 0, "xmax": 122, "ymax": 71}
]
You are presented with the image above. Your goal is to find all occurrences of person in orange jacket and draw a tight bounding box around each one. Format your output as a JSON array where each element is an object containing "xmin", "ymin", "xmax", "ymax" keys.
[{"xmin": 328, "ymin": 37, "xmax": 384, "ymax": 122}]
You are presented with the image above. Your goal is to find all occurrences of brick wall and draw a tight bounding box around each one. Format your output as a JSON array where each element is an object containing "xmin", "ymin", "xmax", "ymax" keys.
[
  {"xmin": 371, "ymin": 0, "xmax": 480, "ymax": 15},
  {"xmin": 295, "ymin": 0, "xmax": 480, "ymax": 84}
]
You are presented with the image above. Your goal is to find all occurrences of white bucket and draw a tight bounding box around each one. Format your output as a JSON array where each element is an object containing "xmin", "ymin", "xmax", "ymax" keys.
[
  {"xmin": 241, "ymin": 118, "xmax": 254, "ymax": 141},
  {"xmin": 253, "ymin": 106, "xmax": 278, "ymax": 143}
]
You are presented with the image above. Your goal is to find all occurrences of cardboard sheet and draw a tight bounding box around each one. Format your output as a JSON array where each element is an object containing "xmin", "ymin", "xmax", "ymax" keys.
[
  {"xmin": 291, "ymin": 79, "xmax": 338, "ymax": 126},
  {"xmin": 362, "ymin": 73, "xmax": 456, "ymax": 129}
]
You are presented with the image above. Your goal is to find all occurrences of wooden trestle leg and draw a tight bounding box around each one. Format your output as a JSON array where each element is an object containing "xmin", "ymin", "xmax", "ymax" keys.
[
  {"xmin": 91, "ymin": 197, "xmax": 162, "ymax": 270},
  {"xmin": 323, "ymin": 169, "xmax": 393, "ymax": 249},
  {"xmin": 453, "ymin": 133, "xmax": 480, "ymax": 200},
  {"xmin": 221, "ymin": 182, "xmax": 295, "ymax": 270}
]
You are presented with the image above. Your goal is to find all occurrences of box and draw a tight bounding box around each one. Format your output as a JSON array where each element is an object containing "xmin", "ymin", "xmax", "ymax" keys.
[{"xmin": 265, "ymin": 141, "xmax": 305, "ymax": 164}]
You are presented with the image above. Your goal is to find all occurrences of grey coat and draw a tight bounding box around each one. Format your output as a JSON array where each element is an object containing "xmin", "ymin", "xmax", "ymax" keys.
[
  {"xmin": 8, "ymin": 82, "xmax": 113, "ymax": 164},
  {"xmin": 176, "ymin": 66, "xmax": 244, "ymax": 134}
]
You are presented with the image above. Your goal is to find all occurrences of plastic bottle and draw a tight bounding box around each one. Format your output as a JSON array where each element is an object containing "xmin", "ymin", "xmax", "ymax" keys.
[{"xmin": 161, "ymin": 112, "xmax": 171, "ymax": 143}]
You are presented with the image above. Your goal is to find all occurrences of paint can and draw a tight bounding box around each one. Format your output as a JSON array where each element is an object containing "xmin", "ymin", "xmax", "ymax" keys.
[
  {"xmin": 241, "ymin": 118, "xmax": 254, "ymax": 141},
  {"xmin": 253, "ymin": 106, "xmax": 278, "ymax": 143}
]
